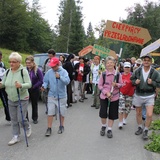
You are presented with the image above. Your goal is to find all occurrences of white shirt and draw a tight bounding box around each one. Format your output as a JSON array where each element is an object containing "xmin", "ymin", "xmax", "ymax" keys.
[{"xmin": 92, "ymin": 65, "xmax": 99, "ymax": 84}]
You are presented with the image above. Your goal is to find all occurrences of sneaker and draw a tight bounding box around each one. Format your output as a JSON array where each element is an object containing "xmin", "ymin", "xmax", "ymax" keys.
[
  {"xmin": 95, "ymin": 105, "xmax": 100, "ymax": 109},
  {"xmin": 6, "ymin": 120, "xmax": 11, "ymax": 126},
  {"xmin": 107, "ymin": 130, "xmax": 113, "ymax": 138},
  {"xmin": 45, "ymin": 128, "xmax": 52, "ymax": 137},
  {"xmin": 33, "ymin": 120, "xmax": 38, "ymax": 124},
  {"xmin": 118, "ymin": 122, "xmax": 123, "ymax": 130},
  {"xmin": 79, "ymin": 99, "xmax": 84, "ymax": 102},
  {"xmin": 123, "ymin": 119, "xmax": 127, "ymax": 125},
  {"xmin": 26, "ymin": 124, "xmax": 32, "ymax": 138},
  {"xmin": 135, "ymin": 127, "xmax": 143, "ymax": 135},
  {"xmin": 58, "ymin": 126, "xmax": 64, "ymax": 134},
  {"xmin": 91, "ymin": 104, "xmax": 96, "ymax": 107},
  {"xmin": 100, "ymin": 126, "xmax": 106, "ymax": 136},
  {"xmin": 84, "ymin": 97, "xmax": 88, "ymax": 99},
  {"xmin": 8, "ymin": 136, "xmax": 20, "ymax": 146},
  {"xmin": 142, "ymin": 130, "xmax": 148, "ymax": 140}
]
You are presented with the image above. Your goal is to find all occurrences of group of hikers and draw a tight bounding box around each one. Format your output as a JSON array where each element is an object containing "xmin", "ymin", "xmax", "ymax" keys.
[{"xmin": 0, "ymin": 48, "xmax": 160, "ymax": 146}]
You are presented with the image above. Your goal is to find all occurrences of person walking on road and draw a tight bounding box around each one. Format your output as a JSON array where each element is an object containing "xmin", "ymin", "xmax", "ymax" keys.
[
  {"xmin": 98, "ymin": 56, "xmax": 122, "ymax": 138},
  {"xmin": 42, "ymin": 57, "xmax": 70, "ymax": 136},
  {"xmin": 0, "ymin": 52, "xmax": 32, "ymax": 146},
  {"xmin": 130, "ymin": 54, "xmax": 160, "ymax": 140},
  {"xmin": 73, "ymin": 56, "xmax": 90, "ymax": 102},
  {"xmin": 118, "ymin": 62, "xmax": 135, "ymax": 129},
  {"xmin": 90, "ymin": 56, "xmax": 105, "ymax": 109},
  {"xmin": 25, "ymin": 55, "xmax": 43, "ymax": 124},
  {"xmin": 0, "ymin": 51, "xmax": 11, "ymax": 123},
  {"xmin": 63, "ymin": 54, "xmax": 75, "ymax": 108}
]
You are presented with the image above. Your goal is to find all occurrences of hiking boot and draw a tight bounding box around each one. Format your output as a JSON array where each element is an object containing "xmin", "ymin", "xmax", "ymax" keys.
[
  {"xmin": 135, "ymin": 127, "xmax": 143, "ymax": 135},
  {"xmin": 91, "ymin": 104, "xmax": 96, "ymax": 107},
  {"xmin": 100, "ymin": 126, "xmax": 106, "ymax": 136},
  {"xmin": 8, "ymin": 136, "xmax": 20, "ymax": 146},
  {"xmin": 142, "ymin": 130, "xmax": 148, "ymax": 140},
  {"xmin": 26, "ymin": 124, "xmax": 32, "ymax": 138},
  {"xmin": 45, "ymin": 128, "xmax": 52, "ymax": 137},
  {"xmin": 107, "ymin": 130, "xmax": 113, "ymax": 138},
  {"xmin": 58, "ymin": 126, "xmax": 64, "ymax": 134}
]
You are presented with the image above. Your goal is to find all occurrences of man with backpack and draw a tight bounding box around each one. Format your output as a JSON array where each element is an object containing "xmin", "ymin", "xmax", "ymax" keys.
[{"xmin": 131, "ymin": 54, "xmax": 160, "ymax": 140}]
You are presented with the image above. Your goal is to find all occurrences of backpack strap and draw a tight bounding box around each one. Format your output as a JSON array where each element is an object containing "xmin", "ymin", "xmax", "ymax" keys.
[
  {"xmin": 148, "ymin": 67, "xmax": 154, "ymax": 78},
  {"xmin": 102, "ymin": 71, "xmax": 106, "ymax": 85},
  {"xmin": 102, "ymin": 72, "xmax": 119, "ymax": 85},
  {"xmin": 6, "ymin": 69, "xmax": 10, "ymax": 76}
]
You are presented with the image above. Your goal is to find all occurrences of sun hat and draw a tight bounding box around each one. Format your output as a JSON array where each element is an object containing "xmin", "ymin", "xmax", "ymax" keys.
[
  {"xmin": 124, "ymin": 62, "xmax": 131, "ymax": 68},
  {"xmin": 48, "ymin": 57, "xmax": 59, "ymax": 67},
  {"xmin": 135, "ymin": 58, "xmax": 142, "ymax": 64}
]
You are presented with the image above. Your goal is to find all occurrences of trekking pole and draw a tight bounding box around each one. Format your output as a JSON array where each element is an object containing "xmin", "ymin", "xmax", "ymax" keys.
[
  {"xmin": 0, "ymin": 89, "xmax": 10, "ymax": 119},
  {"xmin": 107, "ymin": 47, "xmax": 123, "ymax": 109},
  {"xmin": 17, "ymin": 88, "xmax": 29, "ymax": 147},
  {"xmin": 56, "ymin": 79, "xmax": 62, "ymax": 133}
]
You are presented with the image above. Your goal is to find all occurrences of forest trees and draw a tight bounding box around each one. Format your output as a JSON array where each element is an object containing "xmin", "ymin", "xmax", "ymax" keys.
[
  {"xmin": 0, "ymin": 0, "xmax": 54, "ymax": 53},
  {"xmin": 55, "ymin": 0, "xmax": 85, "ymax": 54}
]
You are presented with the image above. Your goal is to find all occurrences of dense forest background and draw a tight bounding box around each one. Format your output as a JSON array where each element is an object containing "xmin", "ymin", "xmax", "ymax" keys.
[{"xmin": 0, "ymin": 0, "xmax": 160, "ymax": 60}]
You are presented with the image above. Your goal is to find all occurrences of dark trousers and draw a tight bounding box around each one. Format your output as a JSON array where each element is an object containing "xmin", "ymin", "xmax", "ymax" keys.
[
  {"xmin": 0, "ymin": 88, "xmax": 10, "ymax": 121},
  {"xmin": 67, "ymin": 81, "xmax": 73, "ymax": 105},
  {"xmin": 29, "ymin": 89, "xmax": 39, "ymax": 121}
]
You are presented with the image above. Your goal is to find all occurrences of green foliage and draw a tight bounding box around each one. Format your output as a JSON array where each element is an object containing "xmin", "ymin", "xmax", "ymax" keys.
[
  {"xmin": 0, "ymin": 48, "xmax": 30, "ymax": 69},
  {"xmin": 154, "ymin": 93, "xmax": 160, "ymax": 114},
  {"xmin": 150, "ymin": 120, "xmax": 160, "ymax": 130},
  {"xmin": 0, "ymin": 0, "xmax": 55, "ymax": 53},
  {"xmin": 121, "ymin": 1, "xmax": 160, "ymax": 58},
  {"xmin": 144, "ymin": 131, "xmax": 160, "ymax": 153}
]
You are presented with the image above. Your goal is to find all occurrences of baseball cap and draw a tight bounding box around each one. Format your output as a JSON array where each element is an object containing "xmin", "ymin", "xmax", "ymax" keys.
[
  {"xmin": 141, "ymin": 54, "xmax": 152, "ymax": 59},
  {"xmin": 124, "ymin": 62, "xmax": 131, "ymax": 68},
  {"xmin": 48, "ymin": 57, "xmax": 59, "ymax": 67}
]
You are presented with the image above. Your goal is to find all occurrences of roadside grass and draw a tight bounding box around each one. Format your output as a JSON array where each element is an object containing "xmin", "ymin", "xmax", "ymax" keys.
[
  {"xmin": 0, "ymin": 48, "xmax": 31, "ymax": 108},
  {"xmin": 144, "ymin": 92, "xmax": 160, "ymax": 153}
]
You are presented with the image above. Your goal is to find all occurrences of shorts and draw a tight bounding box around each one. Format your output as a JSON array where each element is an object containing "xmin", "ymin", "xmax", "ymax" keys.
[
  {"xmin": 119, "ymin": 93, "xmax": 133, "ymax": 114},
  {"xmin": 132, "ymin": 93, "xmax": 155, "ymax": 107},
  {"xmin": 99, "ymin": 98, "xmax": 119, "ymax": 120},
  {"xmin": 47, "ymin": 97, "xmax": 67, "ymax": 117}
]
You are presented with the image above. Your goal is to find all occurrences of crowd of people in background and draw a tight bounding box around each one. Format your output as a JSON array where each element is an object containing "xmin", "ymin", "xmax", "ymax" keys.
[{"xmin": 0, "ymin": 48, "xmax": 160, "ymax": 146}]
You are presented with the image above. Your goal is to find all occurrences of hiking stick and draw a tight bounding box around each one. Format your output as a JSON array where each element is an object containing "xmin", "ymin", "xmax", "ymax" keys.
[
  {"xmin": 56, "ymin": 79, "xmax": 62, "ymax": 133},
  {"xmin": 107, "ymin": 47, "xmax": 123, "ymax": 110},
  {"xmin": 17, "ymin": 89, "xmax": 29, "ymax": 147}
]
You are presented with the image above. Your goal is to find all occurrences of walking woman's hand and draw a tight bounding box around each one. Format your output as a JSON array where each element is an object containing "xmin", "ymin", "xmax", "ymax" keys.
[{"xmin": 15, "ymin": 81, "xmax": 22, "ymax": 88}]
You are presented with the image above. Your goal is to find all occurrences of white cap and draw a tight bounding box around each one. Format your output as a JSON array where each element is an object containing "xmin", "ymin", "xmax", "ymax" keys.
[{"xmin": 124, "ymin": 62, "xmax": 131, "ymax": 68}]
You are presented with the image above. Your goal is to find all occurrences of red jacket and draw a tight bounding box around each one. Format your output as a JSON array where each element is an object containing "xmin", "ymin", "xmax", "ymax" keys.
[{"xmin": 120, "ymin": 72, "xmax": 135, "ymax": 96}]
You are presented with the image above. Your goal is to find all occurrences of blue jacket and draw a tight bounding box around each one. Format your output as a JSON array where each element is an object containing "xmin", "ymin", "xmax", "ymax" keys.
[{"xmin": 43, "ymin": 66, "xmax": 70, "ymax": 98}]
